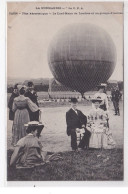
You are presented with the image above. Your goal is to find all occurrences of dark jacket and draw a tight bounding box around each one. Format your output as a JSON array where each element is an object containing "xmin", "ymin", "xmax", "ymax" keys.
[
  {"xmin": 66, "ymin": 108, "xmax": 87, "ymax": 136},
  {"xmin": 25, "ymin": 90, "xmax": 39, "ymax": 106},
  {"xmin": 25, "ymin": 90, "xmax": 39, "ymax": 121},
  {"xmin": 111, "ymin": 90, "xmax": 122, "ymax": 102},
  {"xmin": 8, "ymin": 92, "xmax": 19, "ymax": 120}
]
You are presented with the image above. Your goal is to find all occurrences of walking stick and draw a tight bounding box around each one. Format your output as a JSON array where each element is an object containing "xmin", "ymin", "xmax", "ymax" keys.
[
  {"xmin": 39, "ymin": 109, "xmax": 42, "ymax": 123},
  {"xmin": 37, "ymin": 109, "xmax": 44, "ymax": 138}
]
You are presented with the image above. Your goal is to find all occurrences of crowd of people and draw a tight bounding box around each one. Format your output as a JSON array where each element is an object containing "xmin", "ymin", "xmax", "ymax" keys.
[
  {"xmin": 8, "ymin": 81, "xmax": 62, "ymax": 168},
  {"xmin": 8, "ymin": 82, "xmax": 122, "ymax": 168},
  {"xmin": 8, "ymin": 82, "xmax": 40, "ymax": 146}
]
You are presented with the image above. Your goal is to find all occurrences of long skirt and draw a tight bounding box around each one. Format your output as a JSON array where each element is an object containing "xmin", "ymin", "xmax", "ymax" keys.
[
  {"xmin": 89, "ymin": 128, "xmax": 116, "ymax": 149},
  {"xmin": 12, "ymin": 109, "xmax": 30, "ymax": 145}
]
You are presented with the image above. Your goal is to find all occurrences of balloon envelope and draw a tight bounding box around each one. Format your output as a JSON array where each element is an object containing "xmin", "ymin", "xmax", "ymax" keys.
[{"xmin": 48, "ymin": 23, "xmax": 116, "ymax": 94}]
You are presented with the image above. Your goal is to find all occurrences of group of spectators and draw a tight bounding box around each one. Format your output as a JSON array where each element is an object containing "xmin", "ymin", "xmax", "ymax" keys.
[
  {"xmin": 8, "ymin": 81, "xmax": 62, "ymax": 168},
  {"xmin": 8, "ymin": 82, "xmax": 122, "ymax": 168},
  {"xmin": 66, "ymin": 84, "xmax": 117, "ymax": 151},
  {"xmin": 8, "ymin": 82, "xmax": 40, "ymax": 146}
]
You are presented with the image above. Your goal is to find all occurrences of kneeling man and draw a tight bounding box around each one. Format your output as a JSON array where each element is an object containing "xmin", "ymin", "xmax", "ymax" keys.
[{"xmin": 66, "ymin": 98, "xmax": 91, "ymax": 151}]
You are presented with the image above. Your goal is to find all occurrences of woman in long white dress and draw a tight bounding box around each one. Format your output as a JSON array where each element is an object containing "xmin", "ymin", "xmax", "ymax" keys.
[
  {"xmin": 12, "ymin": 87, "xmax": 39, "ymax": 146},
  {"xmin": 93, "ymin": 83, "xmax": 109, "ymax": 111},
  {"xmin": 87, "ymin": 96, "xmax": 115, "ymax": 149}
]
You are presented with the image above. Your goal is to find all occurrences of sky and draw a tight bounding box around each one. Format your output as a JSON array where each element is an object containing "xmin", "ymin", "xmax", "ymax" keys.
[{"xmin": 7, "ymin": 2, "xmax": 123, "ymax": 81}]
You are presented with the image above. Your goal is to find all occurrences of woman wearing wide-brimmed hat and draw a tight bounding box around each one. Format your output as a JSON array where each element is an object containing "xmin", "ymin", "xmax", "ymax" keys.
[
  {"xmin": 93, "ymin": 83, "xmax": 109, "ymax": 111},
  {"xmin": 87, "ymin": 96, "xmax": 115, "ymax": 149},
  {"xmin": 10, "ymin": 121, "xmax": 62, "ymax": 168},
  {"xmin": 10, "ymin": 121, "xmax": 44, "ymax": 168},
  {"xmin": 12, "ymin": 86, "xmax": 40, "ymax": 146}
]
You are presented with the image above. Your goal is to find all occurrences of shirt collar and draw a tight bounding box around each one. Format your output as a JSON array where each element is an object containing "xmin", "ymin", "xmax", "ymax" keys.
[
  {"xmin": 27, "ymin": 133, "xmax": 33, "ymax": 136},
  {"xmin": 71, "ymin": 108, "xmax": 78, "ymax": 113}
]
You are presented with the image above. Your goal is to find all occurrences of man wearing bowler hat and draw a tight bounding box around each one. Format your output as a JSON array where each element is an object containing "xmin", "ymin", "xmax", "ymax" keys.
[{"xmin": 66, "ymin": 98, "xmax": 91, "ymax": 151}]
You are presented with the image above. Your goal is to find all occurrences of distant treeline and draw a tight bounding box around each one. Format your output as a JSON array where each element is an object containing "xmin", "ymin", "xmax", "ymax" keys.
[
  {"xmin": 7, "ymin": 82, "xmax": 124, "ymax": 93},
  {"xmin": 35, "ymin": 84, "xmax": 49, "ymax": 92},
  {"xmin": 7, "ymin": 84, "xmax": 49, "ymax": 93},
  {"xmin": 107, "ymin": 81, "xmax": 123, "ymax": 91}
]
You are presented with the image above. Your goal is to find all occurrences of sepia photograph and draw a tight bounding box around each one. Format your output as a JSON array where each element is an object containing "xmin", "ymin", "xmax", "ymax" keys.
[{"xmin": 7, "ymin": 1, "xmax": 123, "ymax": 182}]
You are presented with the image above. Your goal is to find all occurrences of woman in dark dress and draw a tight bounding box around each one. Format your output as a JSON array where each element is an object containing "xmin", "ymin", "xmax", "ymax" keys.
[{"xmin": 8, "ymin": 84, "xmax": 19, "ymax": 121}]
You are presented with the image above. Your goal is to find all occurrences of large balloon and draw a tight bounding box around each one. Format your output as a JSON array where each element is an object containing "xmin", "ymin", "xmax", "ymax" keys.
[{"xmin": 48, "ymin": 23, "xmax": 116, "ymax": 95}]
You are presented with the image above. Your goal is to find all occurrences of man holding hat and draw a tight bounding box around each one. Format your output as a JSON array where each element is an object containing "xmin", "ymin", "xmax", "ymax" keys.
[{"xmin": 66, "ymin": 98, "xmax": 91, "ymax": 151}]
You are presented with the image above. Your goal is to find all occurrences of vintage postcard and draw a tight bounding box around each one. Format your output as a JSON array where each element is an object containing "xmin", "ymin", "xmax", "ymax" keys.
[{"xmin": 7, "ymin": 1, "xmax": 124, "ymax": 184}]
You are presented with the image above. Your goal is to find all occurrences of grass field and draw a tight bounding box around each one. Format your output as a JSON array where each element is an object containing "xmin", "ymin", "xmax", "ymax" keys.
[
  {"xmin": 7, "ymin": 101, "xmax": 123, "ymax": 151},
  {"xmin": 7, "ymin": 148, "xmax": 123, "ymax": 181},
  {"xmin": 7, "ymin": 93, "xmax": 123, "ymax": 181}
]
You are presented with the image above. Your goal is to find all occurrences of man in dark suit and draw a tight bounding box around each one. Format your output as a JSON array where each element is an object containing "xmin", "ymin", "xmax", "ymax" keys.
[
  {"xmin": 111, "ymin": 86, "xmax": 122, "ymax": 116},
  {"xmin": 66, "ymin": 98, "xmax": 91, "ymax": 151},
  {"xmin": 25, "ymin": 81, "xmax": 39, "ymax": 121}
]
